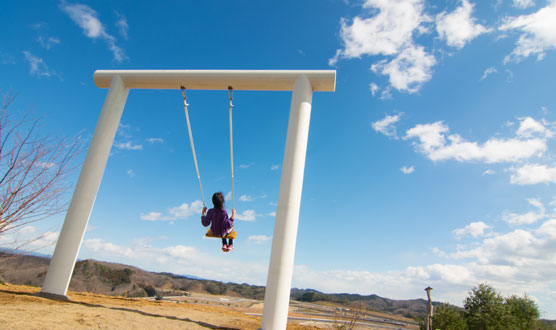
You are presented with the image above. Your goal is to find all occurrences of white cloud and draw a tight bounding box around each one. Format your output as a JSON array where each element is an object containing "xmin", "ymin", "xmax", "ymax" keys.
[
  {"xmin": 330, "ymin": 0, "xmax": 428, "ymax": 62},
  {"xmin": 500, "ymin": 1, "xmax": 556, "ymax": 63},
  {"xmin": 510, "ymin": 163, "xmax": 556, "ymax": 185},
  {"xmin": 268, "ymin": 212, "xmax": 276, "ymax": 217},
  {"xmin": 432, "ymin": 247, "xmax": 449, "ymax": 258},
  {"xmin": 330, "ymin": 0, "xmax": 436, "ymax": 93},
  {"xmin": 163, "ymin": 245, "xmax": 198, "ymax": 258},
  {"xmin": 513, "ymin": 0, "xmax": 535, "ymax": 9},
  {"xmin": 453, "ymin": 221, "xmax": 492, "ymax": 239},
  {"xmin": 239, "ymin": 195, "xmax": 253, "ymax": 202},
  {"xmin": 270, "ymin": 164, "xmax": 280, "ymax": 171},
  {"xmin": 435, "ymin": 0, "xmax": 490, "ymax": 49},
  {"xmin": 482, "ymin": 169, "xmax": 495, "ymax": 175},
  {"xmin": 449, "ymin": 221, "xmax": 556, "ymax": 285},
  {"xmin": 114, "ymin": 141, "xmax": 143, "ymax": 151},
  {"xmin": 60, "ymin": 3, "xmax": 126, "ymax": 62},
  {"xmin": 126, "ymin": 169, "xmax": 135, "ymax": 178},
  {"xmin": 248, "ymin": 235, "xmax": 271, "ymax": 244},
  {"xmin": 516, "ymin": 117, "xmax": 553, "ymax": 138},
  {"xmin": 140, "ymin": 211, "xmax": 164, "ymax": 221},
  {"xmin": 79, "ymin": 236, "xmax": 269, "ymax": 286},
  {"xmin": 537, "ymin": 219, "xmax": 556, "ymax": 238},
  {"xmin": 117, "ymin": 123, "xmax": 132, "ymax": 138},
  {"xmin": 292, "ymin": 263, "xmax": 477, "ymax": 305},
  {"xmin": 481, "ymin": 67, "xmax": 497, "ymax": 80},
  {"xmin": 146, "ymin": 137, "xmax": 164, "ymax": 144},
  {"xmin": 235, "ymin": 210, "xmax": 257, "ymax": 221},
  {"xmin": 169, "ymin": 201, "xmax": 204, "ymax": 219},
  {"xmin": 83, "ymin": 238, "xmax": 136, "ymax": 258},
  {"xmin": 371, "ymin": 113, "xmax": 401, "ymax": 138},
  {"xmin": 502, "ymin": 198, "xmax": 546, "ymax": 225},
  {"xmin": 19, "ymin": 226, "xmax": 37, "ymax": 235},
  {"xmin": 380, "ymin": 88, "xmax": 392, "ymax": 100},
  {"xmin": 404, "ymin": 121, "xmax": 449, "ymax": 153},
  {"xmin": 140, "ymin": 200, "xmax": 203, "ymax": 221},
  {"xmin": 62, "ymin": 4, "xmax": 103, "ymax": 38},
  {"xmin": 370, "ymin": 45, "xmax": 436, "ymax": 93},
  {"xmin": 37, "ymin": 36, "xmax": 61, "ymax": 50},
  {"xmin": 286, "ymin": 218, "xmax": 552, "ymax": 316},
  {"xmin": 294, "ymin": 242, "xmax": 554, "ymax": 315},
  {"xmin": 240, "ymin": 162, "xmax": 254, "ymax": 169},
  {"xmin": 404, "ymin": 119, "xmax": 548, "ymax": 163},
  {"xmin": 22, "ymin": 51, "xmax": 55, "ymax": 78},
  {"xmin": 37, "ymin": 231, "xmax": 59, "ymax": 243},
  {"xmin": 401, "ymin": 165, "xmax": 415, "ymax": 174},
  {"xmin": 0, "ymin": 226, "xmax": 59, "ymax": 252},
  {"xmin": 16, "ymin": 228, "xmax": 59, "ymax": 248},
  {"xmin": 115, "ymin": 12, "xmax": 129, "ymax": 40},
  {"xmin": 370, "ymin": 82, "xmax": 380, "ymax": 96}
]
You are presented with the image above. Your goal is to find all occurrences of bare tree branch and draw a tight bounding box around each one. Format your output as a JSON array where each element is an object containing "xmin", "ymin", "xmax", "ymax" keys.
[{"xmin": 0, "ymin": 92, "xmax": 82, "ymax": 253}]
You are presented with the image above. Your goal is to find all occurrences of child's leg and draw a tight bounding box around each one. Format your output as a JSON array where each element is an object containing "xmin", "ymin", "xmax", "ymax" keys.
[
  {"xmin": 228, "ymin": 238, "xmax": 233, "ymax": 246},
  {"xmin": 221, "ymin": 238, "xmax": 229, "ymax": 252}
]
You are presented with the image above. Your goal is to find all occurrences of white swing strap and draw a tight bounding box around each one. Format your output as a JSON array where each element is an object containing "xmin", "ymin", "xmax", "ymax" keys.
[
  {"xmin": 181, "ymin": 86, "xmax": 205, "ymax": 207},
  {"xmin": 228, "ymin": 86, "xmax": 235, "ymax": 211}
]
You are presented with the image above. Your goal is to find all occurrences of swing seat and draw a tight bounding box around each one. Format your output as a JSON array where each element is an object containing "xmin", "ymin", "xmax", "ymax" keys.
[{"xmin": 205, "ymin": 229, "xmax": 237, "ymax": 239}]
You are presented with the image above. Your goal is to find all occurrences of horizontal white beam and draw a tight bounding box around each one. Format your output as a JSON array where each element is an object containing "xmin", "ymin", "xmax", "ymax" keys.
[{"xmin": 93, "ymin": 70, "xmax": 336, "ymax": 92}]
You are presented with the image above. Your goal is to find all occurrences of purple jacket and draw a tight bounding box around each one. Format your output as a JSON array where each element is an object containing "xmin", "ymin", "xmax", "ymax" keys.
[{"xmin": 201, "ymin": 208, "xmax": 234, "ymax": 237}]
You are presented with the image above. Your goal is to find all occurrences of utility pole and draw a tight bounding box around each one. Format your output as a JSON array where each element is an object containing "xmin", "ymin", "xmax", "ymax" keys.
[{"xmin": 425, "ymin": 286, "xmax": 433, "ymax": 330}]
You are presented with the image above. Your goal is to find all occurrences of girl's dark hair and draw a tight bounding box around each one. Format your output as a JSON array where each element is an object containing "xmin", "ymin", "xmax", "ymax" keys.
[{"xmin": 212, "ymin": 192, "xmax": 225, "ymax": 210}]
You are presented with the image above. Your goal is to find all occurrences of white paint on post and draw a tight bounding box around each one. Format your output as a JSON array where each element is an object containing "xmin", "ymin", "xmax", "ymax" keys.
[
  {"xmin": 41, "ymin": 76, "xmax": 129, "ymax": 296},
  {"xmin": 261, "ymin": 75, "xmax": 313, "ymax": 330}
]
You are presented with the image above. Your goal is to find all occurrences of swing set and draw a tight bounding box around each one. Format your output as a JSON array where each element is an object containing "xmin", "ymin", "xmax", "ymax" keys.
[
  {"xmin": 180, "ymin": 86, "xmax": 238, "ymax": 240},
  {"xmin": 41, "ymin": 70, "xmax": 335, "ymax": 330}
]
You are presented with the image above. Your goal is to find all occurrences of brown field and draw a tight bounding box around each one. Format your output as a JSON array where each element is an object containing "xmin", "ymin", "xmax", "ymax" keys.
[
  {"xmin": 0, "ymin": 283, "xmax": 419, "ymax": 329},
  {"xmin": 0, "ymin": 283, "xmax": 319, "ymax": 330}
]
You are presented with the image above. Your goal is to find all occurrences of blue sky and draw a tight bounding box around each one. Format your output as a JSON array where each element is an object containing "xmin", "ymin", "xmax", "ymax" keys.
[{"xmin": 2, "ymin": 0, "xmax": 556, "ymax": 318}]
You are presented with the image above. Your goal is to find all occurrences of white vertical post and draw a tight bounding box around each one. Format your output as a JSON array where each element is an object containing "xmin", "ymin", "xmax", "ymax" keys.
[
  {"xmin": 261, "ymin": 75, "xmax": 313, "ymax": 330},
  {"xmin": 41, "ymin": 76, "xmax": 129, "ymax": 296}
]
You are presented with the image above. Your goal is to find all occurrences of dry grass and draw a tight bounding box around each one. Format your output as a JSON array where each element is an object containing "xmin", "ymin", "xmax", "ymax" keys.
[{"xmin": 0, "ymin": 283, "xmax": 320, "ymax": 330}]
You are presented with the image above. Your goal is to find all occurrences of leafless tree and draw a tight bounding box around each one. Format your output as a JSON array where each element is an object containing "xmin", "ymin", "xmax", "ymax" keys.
[
  {"xmin": 332, "ymin": 302, "xmax": 364, "ymax": 330},
  {"xmin": 0, "ymin": 92, "xmax": 81, "ymax": 252}
]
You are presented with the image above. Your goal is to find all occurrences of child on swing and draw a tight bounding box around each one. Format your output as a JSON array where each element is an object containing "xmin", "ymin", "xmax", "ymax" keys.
[{"xmin": 201, "ymin": 192, "xmax": 236, "ymax": 252}]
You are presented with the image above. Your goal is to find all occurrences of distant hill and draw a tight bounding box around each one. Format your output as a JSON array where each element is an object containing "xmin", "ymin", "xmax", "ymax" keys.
[
  {"xmin": 290, "ymin": 288, "xmax": 442, "ymax": 320},
  {"xmin": 0, "ymin": 252, "xmax": 439, "ymax": 320}
]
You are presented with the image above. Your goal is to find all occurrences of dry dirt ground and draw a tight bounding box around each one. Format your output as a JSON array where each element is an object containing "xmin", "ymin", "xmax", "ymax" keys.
[{"xmin": 0, "ymin": 283, "xmax": 320, "ymax": 330}]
